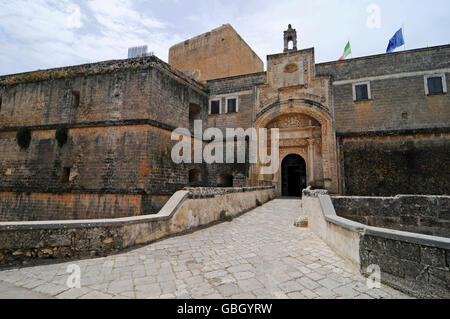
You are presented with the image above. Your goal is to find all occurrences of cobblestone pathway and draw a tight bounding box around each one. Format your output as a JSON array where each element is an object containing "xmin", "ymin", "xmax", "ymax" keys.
[{"xmin": 0, "ymin": 199, "xmax": 410, "ymax": 299}]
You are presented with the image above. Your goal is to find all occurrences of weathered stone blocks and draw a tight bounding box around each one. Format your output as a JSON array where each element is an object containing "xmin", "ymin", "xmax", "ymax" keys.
[{"xmin": 332, "ymin": 195, "xmax": 450, "ymax": 237}]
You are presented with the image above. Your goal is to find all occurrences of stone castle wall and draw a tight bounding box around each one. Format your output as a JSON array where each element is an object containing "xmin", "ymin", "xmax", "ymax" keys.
[
  {"xmin": 316, "ymin": 45, "xmax": 450, "ymax": 134},
  {"xmin": 169, "ymin": 24, "xmax": 264, "ymax": 83},
  {"xmin": 0, "ymin": 57, "xmax": 209, "ymax": 218},
  {"xmin": 0, "ymin": 56, "xmax": 208, "ymax": 129},
  {"xmin": 0, "ymin": 37, "xmax": 449, "ymax": 223},
  {"xmin": 339, "ymin": 132, "xmax": 450, "ymax": 196},
  {"xmin": 317, "ymin": 45, "xmax": 450, "ymax": 196},
  {"xmin": 0, "ymin": 125, "xmax": 190, "ymax": 195},
  {"xmin": 0, "ymin": 192, "xmax": 145, "ymax": 221}
]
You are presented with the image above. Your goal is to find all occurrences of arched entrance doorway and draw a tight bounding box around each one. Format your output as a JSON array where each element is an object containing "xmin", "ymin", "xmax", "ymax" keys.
[{"xmin": 281, "ymin": 154, "xmax": 307, "ymax": 197}]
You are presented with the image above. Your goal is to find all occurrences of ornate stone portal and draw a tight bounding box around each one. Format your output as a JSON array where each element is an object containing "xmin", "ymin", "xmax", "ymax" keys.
[{"xmin": 251, "ymin": 25, "xmax": 339, "ymax": 195}]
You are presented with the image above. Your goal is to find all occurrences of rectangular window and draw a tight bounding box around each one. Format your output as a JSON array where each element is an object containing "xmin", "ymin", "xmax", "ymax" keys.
[
  {"xmin": 352, "ymin": 82, "xmax": 371, "ymax": 102},
  {"xmin": 355, "ymin": 84, "xmax": 369, "ymax": 101},
  {"xmin": 72, "ymin": 91, "xmax": 80, "ymax": 108},
  {"xmin": 424, "ymin": 74, "xmax": 447, "ymax": 95},
  {"xmin": 427, "ymin": 77, "xmax": 444, "ymax": 94},
  {"xmin": 227, "ymin": 98, "xmax": 237, "ymax": 113},
  {"xmin": 210, "ymin": 100, "xmax": 220, "ymax": 115}
]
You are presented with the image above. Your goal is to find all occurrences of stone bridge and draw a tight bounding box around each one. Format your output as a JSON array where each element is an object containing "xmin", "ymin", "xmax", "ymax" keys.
[{"xmin": 0, "ymin": 199, "xmax": 409, "ymax": 299}]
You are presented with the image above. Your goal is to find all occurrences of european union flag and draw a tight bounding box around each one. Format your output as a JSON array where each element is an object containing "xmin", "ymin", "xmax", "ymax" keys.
[{"xmin": 386, "ymin": 28, "xmax": 405, "ymax": 53}]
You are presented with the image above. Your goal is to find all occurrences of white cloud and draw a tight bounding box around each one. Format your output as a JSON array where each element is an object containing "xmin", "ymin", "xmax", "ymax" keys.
[
  {"xmin": 0, "ymin": 0, "xmax": 178, "ymax": 75},
  {"xmin": 87, "ymin": 0, "xmax": 165, "ymax": 32},
  {"xmin": 66, "ymin": 3, "xmax": 82, "ymax": 29}
]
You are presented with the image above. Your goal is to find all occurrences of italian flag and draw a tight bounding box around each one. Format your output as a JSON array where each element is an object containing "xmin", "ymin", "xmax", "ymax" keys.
[{"xmin": 339, "ymin": 42, "xmax": 351, "ymax": 60}]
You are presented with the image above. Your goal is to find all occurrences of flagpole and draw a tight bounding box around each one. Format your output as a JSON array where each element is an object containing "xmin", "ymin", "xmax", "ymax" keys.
[
  {"xmin": 402, "ymin": 23, "xmax": 406, "ymax": 51},
  {"xmin": 349, "ymin": 38, "xmax": 352, "ymax": 58}
]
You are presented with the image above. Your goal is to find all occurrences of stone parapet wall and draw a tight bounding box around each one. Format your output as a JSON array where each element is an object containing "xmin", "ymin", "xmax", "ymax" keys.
[
  {"xmin": 303, "ymin": 189, "xmax": 363, "ymax": 270},
  {"xmin": 0, "ymin": 192, "xmax": 148, "ymax": 221},
  {"xmin": 360, "ymin": 229, "xmax": 450, "ymax": 299},
  {"xmin": 303, "ymin": 188, "xmax": 450, "ymax": 298},
  {"xmin": 0, "ymin": 186, "xmax": 275, "ymax": 267},
  {"xmin": 316, "ymin": 45, "xmax": 450, "ymax": 83},
  {"xmin": 207, "ymin": 72, "xmax": 266, "ymax": 95},
  {"xmin": 0, "ymin": 55, "xmax": 207, "ymax": 129},
  {"xmin": 332, "ymin": 195, "xmax": 450, "ymax": 238}
]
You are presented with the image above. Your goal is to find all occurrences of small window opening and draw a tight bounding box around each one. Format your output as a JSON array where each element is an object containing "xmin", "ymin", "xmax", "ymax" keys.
[
  {"xmin": 427, "ymin": 77, "xmax": 444, "ymax": 95},
  {"xmin": 72, "ymin": 91, "xmax": 80, "ymax": 108},
  {"xmin": 210, "ymin": 100, "xmax": 220, "ymax": 115},
  {"xmin": 227, "ymin": 98, "xmax": 237, "ymax": 113},
  {"xmin": 61, "ymin": 167, "xmax": 71, "ymax": 182},
  {"xmin": 355, "ymin": 84, "xmax": 369, "ymax": 101}
]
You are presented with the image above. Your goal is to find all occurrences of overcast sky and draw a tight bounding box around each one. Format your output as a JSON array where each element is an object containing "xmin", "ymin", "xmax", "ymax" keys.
[{"xmin": 1, "ymin": 0, "xmax": 449, "ymax": 76}]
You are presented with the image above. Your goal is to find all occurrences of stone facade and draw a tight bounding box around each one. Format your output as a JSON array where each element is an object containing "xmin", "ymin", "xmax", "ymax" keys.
[
  {"xmin": 0, "ymin": 24, "xmax": 449, "ymax": 221},
  {"xmin": 251, "ymin": 48, "xmax": 338, "ymax": 194},
  {"xmin": 206, "ymin": 28, "xmax": 449, "ymax": 197},
  {"xmin": 316, "ymin": 46, "xmax": 450, "ymax": 196}
]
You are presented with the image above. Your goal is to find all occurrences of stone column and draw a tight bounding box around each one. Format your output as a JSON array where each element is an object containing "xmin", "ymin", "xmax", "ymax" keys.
[{"xmin": 307, "ymin": 139, "xmax": 315, "ymax": 185}]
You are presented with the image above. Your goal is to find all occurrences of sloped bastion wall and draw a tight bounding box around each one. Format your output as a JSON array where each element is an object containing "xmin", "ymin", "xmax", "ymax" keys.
[
  {"xmin": 0, "ymin": 186, "xmax": 275, "ymax": 267},
  {"xmin": 302, "ymin": 187, "xmax": 450, "ymax": 299},
  {"xmin": 332, "ymin": 195, "xmax": 450, "ymax": 238}
]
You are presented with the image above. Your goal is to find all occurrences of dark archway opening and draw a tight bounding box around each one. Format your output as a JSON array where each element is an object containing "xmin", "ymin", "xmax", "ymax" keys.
[
  {"xmin": 189, "ymin": 103, "xmax": 201, "ymax": 132},
  {"xmin": 189, "ymin": 103, "xmax": 201, "ymax": 121},
  {"xmin": 282, "ymin": 154, "xmax": 307, "ymax": 197},
  {"xmin": 217, "ymin": 174, "xmax": 233, "ymax": 187},
  {"xmin": 188, "ymin": 169, "xmax": 201, "ymax": 185}
]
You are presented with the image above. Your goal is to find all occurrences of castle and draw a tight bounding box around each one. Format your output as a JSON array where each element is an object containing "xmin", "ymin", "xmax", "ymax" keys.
[{"xmin": 0, "ymin": 24, "xmax": 449, "ymax": 221}]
